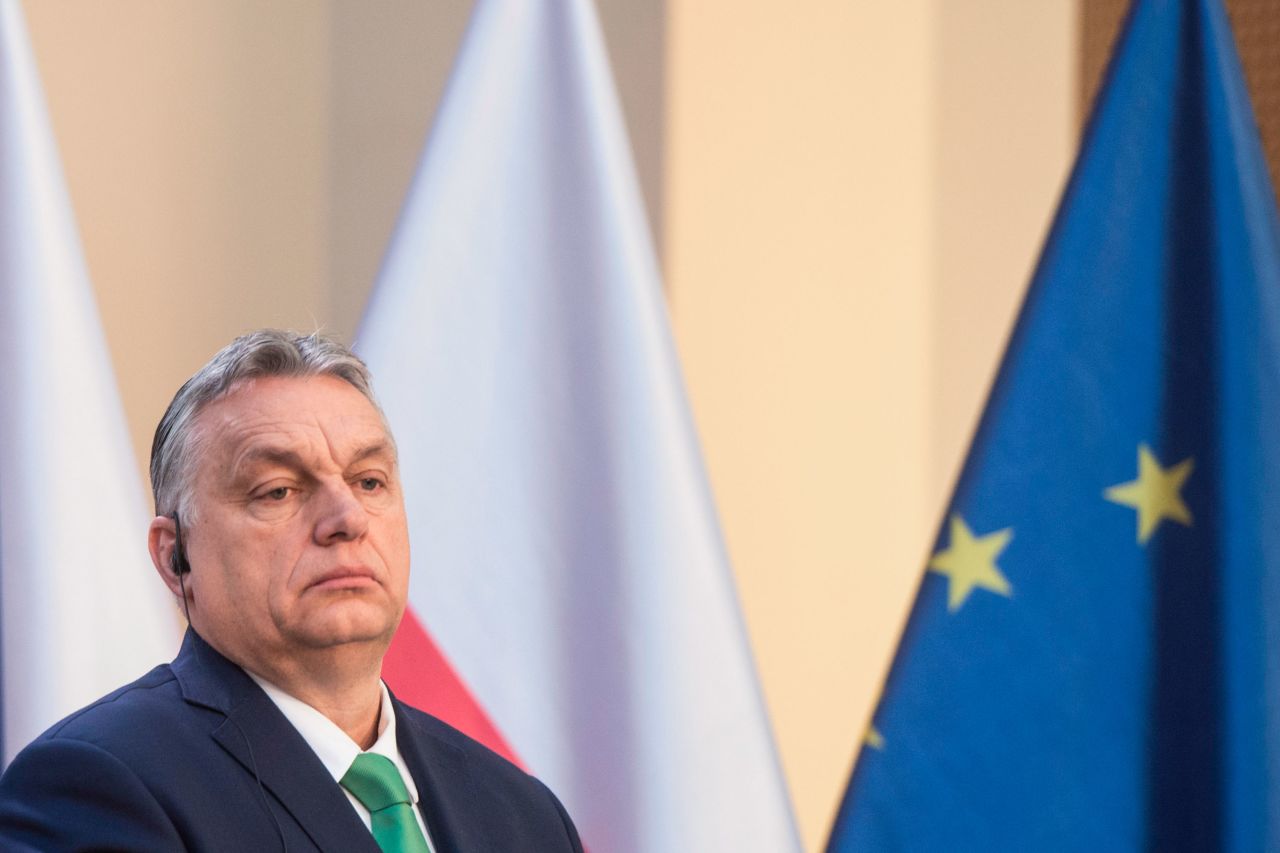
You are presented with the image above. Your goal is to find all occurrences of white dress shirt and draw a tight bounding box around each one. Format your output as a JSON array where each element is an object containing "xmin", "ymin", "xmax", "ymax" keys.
[{"xmin": 247, "ymin": 673, "xmax": 436, "ymax": 851}]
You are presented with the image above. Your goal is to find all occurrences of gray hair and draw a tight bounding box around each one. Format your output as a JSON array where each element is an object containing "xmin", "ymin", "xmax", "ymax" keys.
[{"xmin": 150, "ymin": 329, "xmax": 382, "ymax": 520}]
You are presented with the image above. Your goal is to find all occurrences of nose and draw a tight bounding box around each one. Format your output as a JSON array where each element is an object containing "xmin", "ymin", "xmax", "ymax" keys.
[{"xmin": 313, "ymin": 480, "xmax": 370, "ymax": 544}]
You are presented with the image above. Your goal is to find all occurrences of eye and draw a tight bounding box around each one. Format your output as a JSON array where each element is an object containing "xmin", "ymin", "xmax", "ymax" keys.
[
  {"xmin": 357, "ymin": 477, "xmax": 384, "ymax": 492},
  {"xmin": 251, "ymin": 484, "xmax": 294, "ymax": 502}
]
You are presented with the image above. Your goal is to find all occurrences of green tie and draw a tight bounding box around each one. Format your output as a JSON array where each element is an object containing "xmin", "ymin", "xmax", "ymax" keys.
[{"xmin": 340, "ymin": 753, "xmax": 433, "ymax": 853}]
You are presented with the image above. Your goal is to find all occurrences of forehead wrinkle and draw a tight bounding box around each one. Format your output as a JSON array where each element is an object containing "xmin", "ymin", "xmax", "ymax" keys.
[
  {"xmin": 223, "ymin": 424, "xmax": 393, "ymax": 486},
  {"xmin": 202, "ymin": 377, "xmax": 392, "ymax": 473},
  {"xmin": 313, "ymin": 403, "xmax": 396, "ymax": 470}
]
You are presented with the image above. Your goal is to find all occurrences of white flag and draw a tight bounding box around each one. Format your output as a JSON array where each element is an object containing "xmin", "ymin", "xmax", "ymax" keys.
[
  {"xmin": 0, "ymin": 0, "xmax": 181, "ymax": 762},
  {"xmin": 357, "ymin": 0, "xmax": 800, "ymax": 849}
]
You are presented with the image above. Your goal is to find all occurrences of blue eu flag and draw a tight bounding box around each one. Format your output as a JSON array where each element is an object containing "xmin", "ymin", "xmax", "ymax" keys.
[{"xmin": 828, "ymin": 0, "xmax": 1280, "ymax": 850}]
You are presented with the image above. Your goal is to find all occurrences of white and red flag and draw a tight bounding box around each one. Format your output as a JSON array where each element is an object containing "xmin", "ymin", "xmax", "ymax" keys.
[
  {"xmin": 0, "ymin": 0, "xmax": 182, "ymax": 763},
  {"xmin": 356, "ymin": 0, "xmax": 800, "ymax": 849}
]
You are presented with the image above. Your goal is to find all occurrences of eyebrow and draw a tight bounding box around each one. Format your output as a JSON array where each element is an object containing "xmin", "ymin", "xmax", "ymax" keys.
[
  {"xmin": 230, "ymin": 446, "xmax": 307, "ymax": 480},
  {"xmin": 231, "ymin": 440, "xmax": 396, "ymax": 480},
  {"xmin": 346, "ymin": 441, "xmax": 397, "ymax": 469}
]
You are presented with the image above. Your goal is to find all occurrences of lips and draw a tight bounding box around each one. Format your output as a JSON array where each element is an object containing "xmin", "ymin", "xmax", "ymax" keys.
[{"xmin": 308, "ymin": 566, "xmax": 378, "ymax": 591}]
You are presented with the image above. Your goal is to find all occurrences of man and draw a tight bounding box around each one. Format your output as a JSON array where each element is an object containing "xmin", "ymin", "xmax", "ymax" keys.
[{"xmin": 0, "ymin": 330, "xmax": 583, "ymax": 852}]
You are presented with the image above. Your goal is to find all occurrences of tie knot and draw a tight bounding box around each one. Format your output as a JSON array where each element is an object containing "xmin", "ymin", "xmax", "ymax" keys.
[{"xmin": 341, "ymin": 753, "xmax": 413, "ymax": 813}]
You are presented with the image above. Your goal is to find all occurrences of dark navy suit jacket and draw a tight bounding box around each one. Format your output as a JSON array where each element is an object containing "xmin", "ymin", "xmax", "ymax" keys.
[{"xmin": 0, "ymin": 630, "xmax": 583, "ymax": 852}]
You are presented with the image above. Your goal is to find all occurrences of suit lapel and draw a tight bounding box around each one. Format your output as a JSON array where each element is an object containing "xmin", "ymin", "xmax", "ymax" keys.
[
  {"xmin": 213, "ymin": 693, "xmax": 381, "ymax": 853},
  {"xmin": 393, "ymin": 700, "xmax": 486, "ymax": 853},
  {"xmin": 172, "ymin": 631, "xmax": 380, "ymax": 853}
]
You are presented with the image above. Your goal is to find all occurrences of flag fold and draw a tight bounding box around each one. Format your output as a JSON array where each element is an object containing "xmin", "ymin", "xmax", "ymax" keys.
[
  {"xmin": 0, "ymin": 0, "xmax": 181, "ymax": 763},
  {"xmin": 357, "ymin": 1, "xmax": 799, "ymax": 850}
]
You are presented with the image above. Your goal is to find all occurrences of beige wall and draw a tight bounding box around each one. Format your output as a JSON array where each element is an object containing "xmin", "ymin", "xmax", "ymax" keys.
[
  {"xmin": 666, "ymin": 3, "xmax": 937, "ymax": 845},
  {"xmin": 24, "ymin": 2, "xmax": 1075, "ymax": 849},
  {"xmin": 325, "ymin": 0, "xmax": 470, "ymax": 340},
  {"xmin": 667, "ymin": 1, "xmax": 1075, "ymax": 846}
]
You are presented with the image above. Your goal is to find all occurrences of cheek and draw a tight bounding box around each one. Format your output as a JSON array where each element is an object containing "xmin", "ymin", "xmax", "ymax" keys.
[
  {"xmin": 213, "ymin": 530, "xmax": 298, "ymax": 605},
  {"xmin": 380, "ymin": 516, "xmax": 412, "ymax": 569},
  {"xmin": 365, "ymin": 518, "xmax": 410, "ymax": 594},
  {"xmin": 264, "ymin": 534, "xmax": 311, "ymax": 591}
]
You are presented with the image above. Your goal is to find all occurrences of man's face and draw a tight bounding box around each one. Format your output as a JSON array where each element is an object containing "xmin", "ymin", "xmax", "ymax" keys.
[{"xmin": 179, "ymin": 375, "xmax": 409, "ymax": 678}]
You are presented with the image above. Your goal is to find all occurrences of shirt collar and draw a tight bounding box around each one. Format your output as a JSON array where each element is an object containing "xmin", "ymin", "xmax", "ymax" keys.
[{"xmin": 246, "ymin": 673, "xmax": 421, "ymax": 805}]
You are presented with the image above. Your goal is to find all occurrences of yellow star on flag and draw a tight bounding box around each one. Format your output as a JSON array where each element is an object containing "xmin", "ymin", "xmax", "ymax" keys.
[
  {"xmin": 864, "ymin": 725, "xmax": 884, "ymax": 751},
  {"xmin": 1104, "ymin": 444, "xmax": 1194, "ymax": 544},
  {"xmin": 927, "ymin": 515, "xmax": 1013, "ymax": 612}
]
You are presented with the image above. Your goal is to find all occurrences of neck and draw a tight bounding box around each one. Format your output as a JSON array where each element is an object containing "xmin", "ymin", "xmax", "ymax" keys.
[{"xmin": 239, "ymin": 644, "xmax": 386, "ymax": 749}]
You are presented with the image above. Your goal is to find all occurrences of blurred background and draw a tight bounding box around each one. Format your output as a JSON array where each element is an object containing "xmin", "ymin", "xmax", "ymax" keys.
[{"xmin": 18, "ymin": 1, "xmax": 1280, "ymax": 848}]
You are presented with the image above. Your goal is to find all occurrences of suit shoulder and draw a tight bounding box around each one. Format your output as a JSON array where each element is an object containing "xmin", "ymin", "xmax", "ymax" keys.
[
  {"xmin": 0, "ymin": 731, "xmax": 185, "ymax": 850},
  {"xmin": 393, "ymin": 701, "xmax": 557, "ymax": 799},
  {"xmin": 33, "ymin": 664, "xmax": 190, "ymax": 749},
  {"xmin": 0, "ymin": 674, "xmax": 191, "ymax": 852},
  {"xmin": 395, "ymin": 702, "xmax": 526, "ymax": 774}
]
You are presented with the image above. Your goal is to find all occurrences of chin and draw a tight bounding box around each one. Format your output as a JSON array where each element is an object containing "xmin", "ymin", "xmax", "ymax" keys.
[{"xmin": 294, "ymin": 603, "xmax": 399, "ymax": 650}]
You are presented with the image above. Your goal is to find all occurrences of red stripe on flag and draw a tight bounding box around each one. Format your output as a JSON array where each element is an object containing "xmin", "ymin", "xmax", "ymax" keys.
[{"xmin": 382, "ymin": 606, "xmax": 523, "ymax": 768}]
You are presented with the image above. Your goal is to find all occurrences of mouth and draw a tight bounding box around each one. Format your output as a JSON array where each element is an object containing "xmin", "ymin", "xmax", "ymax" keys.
[{"xmin": 308, "ymin": 567, "xmax": 378, "ymax": 591}]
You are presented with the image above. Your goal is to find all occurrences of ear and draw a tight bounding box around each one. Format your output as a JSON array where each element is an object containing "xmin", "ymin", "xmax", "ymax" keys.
[{"xmin": 148, "ymin": 515, "xmax": 187, "ymax": 601}]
